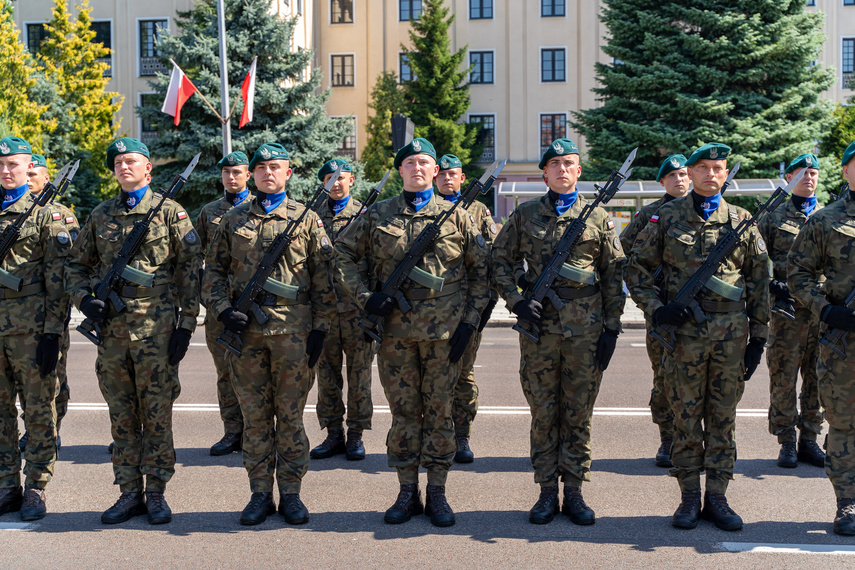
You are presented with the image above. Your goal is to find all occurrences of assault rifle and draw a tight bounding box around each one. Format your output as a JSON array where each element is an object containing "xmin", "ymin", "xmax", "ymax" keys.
[
  {"xmin": 76, "ymin": 154, "xmax": 200, "ymax": 345},
  {"xmin": 216, "ymin": 163, "xmax": 344, "ymax": 357},
  {"xmin": 341, "ymin": 170, "xmax": 390, "ymax": 230},
  {"xmin": 360, "ymin": 158, "xmax": 507, "ymax": 343}
]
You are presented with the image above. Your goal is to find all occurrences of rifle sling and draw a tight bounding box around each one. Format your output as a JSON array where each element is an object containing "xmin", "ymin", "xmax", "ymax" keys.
[
  {"xmin": 0, "ymin": 282, "xmax": 44, "ymax": 299},
  {"xmin": 554, "ymin": 284, "xmax": 600, "ymax": 300},
  {"xmin": 119, "ymin": 284, "xmax": 170, "ymax": 299},
  {"xmin": 404, "ymin": 280, "xmax": 462, "ymax": 301},
  {"xmin": 260, "ymin": 292, "xmax": 310, "ymax": 306}
]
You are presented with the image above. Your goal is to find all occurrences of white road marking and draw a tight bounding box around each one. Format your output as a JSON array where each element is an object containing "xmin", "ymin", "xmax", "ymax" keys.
[
  {"xmin": 0, "ymin": 523, "xmax": 31, "ymax": 530},
  {"xmin": 630, "ymin": 343, "xmax": 647, "ymax": 347},
  {"xmin": 721, "ymin": 542, "xmax": 855, "ymax": 555}
]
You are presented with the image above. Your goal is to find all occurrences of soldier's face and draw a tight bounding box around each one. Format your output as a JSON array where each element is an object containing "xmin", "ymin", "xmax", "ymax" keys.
[
  {"xmin": 435, "ymin": 167, "xmax": 466, "ymax": 195},
  {"xmin": 0, "ymin": 154, "xmax": 34, "ymax": 190},
  {"xmin": 113, "ymin": 153, "xmax": 152, "ymax": 191},
  {"xmin": 399, "ymin": 154, "xmax": 439, "ymax": 192},
  {"xmin": 689, "ymin": 159, "xmax": 728, "ymax": 196},
  {"xmin": 222, "ymin": 165, "xmax": 250, "ymax": 193},
  {"xmin": 27, "ymin": 166, "xmax": 49, "ymax": 195},
  {"xmin": 324, "ymin": 171, "xmax": 355, "ymax": 200},
  {"xmin": 543, "ymin": 155, "xmax": 581, "ymax": 193},
  {"xmin": 253, "ymin": 159, "xmax": 292, "ymax": 193},
  {"xmin": 786, "ymin": 167, "xmax": 818, "ymax": 197},
  {"xmin": 660, "ymin": 167, "xmax": 690, "ymax": 198}
]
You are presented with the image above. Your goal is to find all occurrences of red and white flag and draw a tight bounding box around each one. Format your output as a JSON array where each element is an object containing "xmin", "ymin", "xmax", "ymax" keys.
[
  {"xmin": 161, "ymin": 60, "xmax": 197, "ymax": 125},
  {"xmin": 239, "ymin": 56, "xmax": 258, "ymax": 129}
]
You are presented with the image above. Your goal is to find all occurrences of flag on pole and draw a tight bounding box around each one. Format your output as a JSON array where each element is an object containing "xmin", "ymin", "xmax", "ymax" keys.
[
  {"xmin": 239, "ymin": 56, "xmax": 258, "ymax": 129},
  {"xmin": 161, "ymin": 60, "xmax": 198, "ymax": 125}
]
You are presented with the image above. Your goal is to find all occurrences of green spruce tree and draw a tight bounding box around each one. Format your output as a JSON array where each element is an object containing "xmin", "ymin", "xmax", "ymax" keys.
[
  {"xmin": 819, "ymin": 100, "xmax": 855, "ymax": 195},
  {"xmin": 360, "ymin": 71, "xmax": 405, "ymax": 199}
]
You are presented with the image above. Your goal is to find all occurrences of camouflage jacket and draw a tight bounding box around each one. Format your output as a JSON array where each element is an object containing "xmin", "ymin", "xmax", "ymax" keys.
[
  {"xmin": 619, "ymin": 196, "xmax": 670, "ymax": 252},
  {"xmin": 626, "ymin": 194, "xmax": 770, "ymax": 340},
  {"xmin": 195, "ymin": 194, "xmax": 252, "ymax": 254},
  {"xmin": 467, "ymin": 200, "xmax": 498, "ymax": 245},
  {"xmin": 334, "ymin": 192, "xmax": 490, "ymax": 341},
  {"xmin": 318, "ymin": 195, "xmax": 363, "ymax": 315},
  {"xmin": 492, "ymin": 193, "xmax": 626, "ymax": 336},
  {"xmin": 202, "ymin": 196, "xmax": 336, "ymax": 335},
  {"xmin": 65, "ymin": 190, "xmax": 202, "ymax": 341},
  {"xmin": 0, "ymin": 192, "xmax": 73, "ymax": 336},
  {"xmin": 757, "ymin": 198, "xmax": 814, "ymax": 282}
]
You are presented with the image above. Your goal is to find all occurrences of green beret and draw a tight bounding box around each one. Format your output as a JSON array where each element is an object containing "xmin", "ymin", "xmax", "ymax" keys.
[
  {"xmin": 438, "ymin": 154, "xmax": 463, "ymax": 172},
  {"xmin": 250, "ymin": 143, "xmax": 290, "ymax": 170},
  {"xmin": 106, "ymin": 137, "xmax": 149, "ymax": 169},
  {"xmin": 685, "ymin": 142, "xmax": 731, "ymax": 167},
  {"xmin": 31, "ymin": 154, "xmax": 48, "ymax": 169},
  {"xmin": 656, "ymin": 154, "xmax": 687, "ymax": 182},
  {"xmin": 842, "ymin": 142, "xmax": 855, "ymax": 167},
  {"xmin": 317, "ymin": 158, "xmax": 352, "ymax": 181},
  {"xmin": 538, "ymin": 138, "xmax": 579, "ymax": 170},
  {"xmin": 217, "ymin": 151, "xmax": 248, "ymax": 168},
  {"xmin": 0, "ymin": 136, "xmax": 32, "ymax": 157},
  {"xmin": 394, "ymin": 137, "xmax": 436, "ymax": 169},
  {"xmin": 786, "ymin": 153, "xmax": 819, "ymax": 174}
]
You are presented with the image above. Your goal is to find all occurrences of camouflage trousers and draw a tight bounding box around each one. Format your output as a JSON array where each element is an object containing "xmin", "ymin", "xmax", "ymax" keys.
[
  {"xmin": 228, "ymin": 330, "xmax": 313, "ymax": 495},
  {"xmin": 204, "ymin": 318, "xmax": 244, "ymax": 434},
  {"xmin": 452, "ymin": 329, "xmax": 481, "ymax": 437},
  {"xmin": 817, "ymin": 338, "xmax": 855, "ymax": 499},
  {"xmin": 663, "ymin": 333, "xmax": 746, "ymax": 494},
  {"xmin": 644, "ymin": 320, "xmax": 673, "ymax": 440},
  {"xmin": 520, "ymin": 331, "xmax": 602, "ymax": 488},
  {"xmin": 315, "ymin": 310, "xmax": 373, "ymax": 432},
  {"xmin": 97, "ymin": 332, "xmax": 180, "ymax": 493},
  {"xmin": 19, "ymin": 327, "xmax": 69, "ymax": 430},
  {"xmin": 377, "ymin": 336, "xmax": 460, "ymax": 486},
  {"xmin": 767, "ymin": 308, "xmax": 823, "ymax": 443},
  {"xmin": 0, "ymin": 333, "xmax": 57, "ymax": 489}
]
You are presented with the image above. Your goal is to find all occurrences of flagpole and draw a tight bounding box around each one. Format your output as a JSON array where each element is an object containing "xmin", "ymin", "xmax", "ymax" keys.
[{"xmin": 217, "ymin": 0, "xmax": 232, "ymax": 155}]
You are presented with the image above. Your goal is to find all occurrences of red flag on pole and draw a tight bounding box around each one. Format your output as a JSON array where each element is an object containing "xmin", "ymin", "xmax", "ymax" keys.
[
  {"xmin": 161, "ymin": 60, "xmax": 198, "ymax": 125},
  {"xmin": 239, "ymin": 56, "xmax": 258, "ymax": 129}
]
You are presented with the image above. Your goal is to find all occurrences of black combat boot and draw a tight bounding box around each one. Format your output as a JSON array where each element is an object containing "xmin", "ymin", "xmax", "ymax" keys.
[
  {"xmin": 655, "ymin": 439, "xmax": 673, "ymax": 468},
  {"xmin": 20, "ymin": 488, "xmax": 46, "ymax": 521},
  {"xmin": 18, "ymin": 431, "xmax": 27, "ymax": 452},
  {"xmin": 145, "ymin": 492, "xmax": 172, "ymax": 524},
  {"xmin": 345, "ymin": 430, "xmax": 366, "ymax": 461},
  {"xmin": 0, "ymin": 486, "xmax": 23, "ymax": 516},
  {"xmin": 384, "ymin": 484, "xmax": 423, "ymax": 524},
  {"xmin": 210, "ymin": 432, "xmax": 242, "ymax": 456},
  {"xmin": 309, "ymin": 427, "xmax": 345, "ymax": 459},
  {"xmin": 834, "ymin": 498, "xmax": 855, "ymax": 536},
  {"xmin": 425, "ymin": 485, "xmax": 455, "ymax": 527},
  {"xmin": 528, "ymin": 486, "xmax": 559, "ymax": 524},
  {"xmin": 777, "ymin": 442, "xmax": 798, "ymax": 468},
  {"xmin": 562, "ymin": 486, "xmax": 595, "ymax": 525},
  {"xmin": 240, "ymin": 492, "xmax": 275, "ymax": 525},
  {"xmin": 101, "ymin": 492, "xmax": 147, "ymax": 524},
  {"xmin": 797, "ymin": 440, "xmax": 825, "ymax": 468},
  {"xmin": 278, "ymin": 494, "xmax": 309, "ymax": 525},
  {"xmin": 454, "ymin": 435, "xmax": 474, "ymax": 464},
  {"xmin": 672, "ymin": 491, "xmax": 701, "ymax": 529},
  {"xmin": 701, "ymin": 492, "xmax": 743, "ymax": 531}
]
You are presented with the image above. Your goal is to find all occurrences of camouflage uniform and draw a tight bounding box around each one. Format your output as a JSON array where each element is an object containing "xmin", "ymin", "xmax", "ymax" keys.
[
  {"xmin": 202, "ymin": 196, "xmax": 335, "ymax": 495},
  {"xmin": 626, "ymin": 195, "xmax": 769, "ymax": 494},
  {"xmin": 0, "ymin": 195, "xmax": 70, "ymax": 491},
  {"xmin": 620, "ymin": 197, "xmax": 674, "ymax": 442},
  {"xmin": 65, "ymin": 190, "xmax": 200, "ymax": 493},
  {"xmin": 788, "ymin": 193, "xmax": 855, "ymax": 500},
  {"xmin": 334, "ymin": 193, "xmax": 489, "ymax": 486},
  {"xmin": 757, "ymin": 199, "xmax": 822, "ymax": 444},
  {"xmin": 492, "ymin": 193, "xmax": 626, "ymax": 487}
]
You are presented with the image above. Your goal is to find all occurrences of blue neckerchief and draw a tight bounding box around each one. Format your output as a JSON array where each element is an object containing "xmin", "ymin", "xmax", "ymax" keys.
[
  {"xmin": 329, "ymin": 195, "xmax": 351, "ymax": 216},
  {"xmin": 441, "ymin": 191, "xmax": 461, "ymax": 203},
  {"xmin": 692, "ymin": 191, "xmax": 720, "ymax": 221},
  {"xmin": 549, "ymin": 189, "xmax": 577, "ymax": 216},
  {"xmin": 793, "ymin": 195, "xmax": 817, "ymax": 216},
  {"xmin": 1, "ymin": 183, "xmax": 28, "ymax": 210},
  {"xmin": 403, "ymin": 189, "xmax": 433, "ymax": 213},
  {"xmin": 226, "ymin": 188, "xmax": 249, "ymax": 206},
  {"xmin": 257, "ymin": 190, "xmax": 286, "ymax": 213},
  {"xmin": 121, "ymin": 185, "xmax": 149, "ymax": 211}
]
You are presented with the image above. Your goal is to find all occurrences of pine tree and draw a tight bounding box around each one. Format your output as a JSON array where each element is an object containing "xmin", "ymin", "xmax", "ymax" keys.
[
  {"xmin": 360, "ymin": 71, "xmax": 405, "ymax": 199},
  {"xmin": 138, "ymin": 0, "xmax": 351, "ymax": 211},
  {"xmin": 819, "ymin": 100, "xmax": 855, "ymax": 194}
]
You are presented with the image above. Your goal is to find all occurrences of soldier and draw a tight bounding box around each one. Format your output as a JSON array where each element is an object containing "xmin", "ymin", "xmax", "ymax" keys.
[
  {"xmin": 620, "ymin": 154, "xmax": 689, "ymax": 468},
  {"xmin": 788, "ymin": 141, "xmax": 855, "ymax": 536},
  {"xmin": 0, "ymin": 137, "xmax": 69, "ymax": 521},
  {"xmin": 195, "ymin": 151, "xmax": 251, "ymax": 457},
  {"xmin": 492, "ymin": 138, "xmax": 625, "ymax": 526},
  {"xmin": 335, "ymin": 138, "xmax": 489, "ymax": 527},
  {"xmin": 757, "ymin": 153, "xmax": 824, "ymax": 469},
  {"xmin": 65, "ymin": 137, "xmax": 200, "ymax": 525},
  {"xmin": 202, "ymin": 142, "xmax": 335, "ymax": 526},
  {"xmin": 626, "ymin": 142, "xmax": 769, "ymax": 531},
  {"xmin": 309, "ymin": 158, "xmax": 373, "ymax": 462},
  {"xmin": 434, "ymin": 153, "xmax": 498, "ymax": 463}
]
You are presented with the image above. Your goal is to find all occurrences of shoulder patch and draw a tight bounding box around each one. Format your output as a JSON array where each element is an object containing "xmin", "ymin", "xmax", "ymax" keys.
[
  {"xmin": 607, "ymin": 220, "xmax": 615, "ymax": 230},
  {"xmin": 317, "ymin": 218, "xmax": 324, "ymax": 228},
  {"xmin": 476, "ymin": 234, "xmax": 486, "ymax": 248},
  {"xmin": 65, "ymin": 216, "xmax": 75, "ymax": 225},
  {"xmin": 614, "ymin": 236, "xmax": 621, "ymax": 250},
  {"xmin": 757, "ymin": 236, "xmax": 766, "ymax": 252},
  {"xmin": 321, "ymin": 236, "xmax": 331, "ymax": 250},
  {"xmin": 184, "ymin": 229, "xmax": 198, "ymax": 244},
  {"xmin": 469, "ymin": 214, "xmax": 476, "ymax": 225},
  {"xmin": 69, "ymin": 228, "xmax": 79, "ymax": 242},
  {"xmin": 56, "ymin": 231, "xmax": 70, "ymax": 245},
  {"xmin": 634, "ymin": 211, "xmax": 639, "ymax": 217},
  {"xmin": 52, "ymin": 212, "xmax": 61, "ymax": 221},
  {"xmin": 177, "ymin": 211, "xmax": 188, "ymax": 220},
  {"xmin": 650, "ymin": 215, "xmax": 659, "ymax": 223},
  {"xmin": 485, "ymin": 208, "xmax": 491, "ymax": 217},
  {"xmin": 490, "ymin": 223, "xmax": 497, "ymax": 234}
]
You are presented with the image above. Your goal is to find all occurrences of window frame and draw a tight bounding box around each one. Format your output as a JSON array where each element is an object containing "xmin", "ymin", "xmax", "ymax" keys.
[
  {"xmin": 330, "ymin": 0, "xmax": 355, "ymax": 24},
  {"xmin": 469, "ymin": 50, "xmax": 495, "ymax": 85},
  {"xmin": 136, "ymin": 17, "xmax": 170, "ymax": 78},
  {"xmin": 138, "ymin": 91, "xmax": 162, "ymax": 144},
  {"xmin": 468, "ymin": 113, "xmax": 497, "ymax": 164},
  {"xmin": 330, "ymin": 53, "xmax": 356, "ymax": 87},
  {"xmin": 90, "ymin": 19, "xmax": 114, "ymax": 78},
  {"xmin": 539, "ymin": 112, "xmax": 568, "ymax": 156},
  {"xmin": 541, "ymin": 0, "xmax": 566, "ymax": 17},
  {"xmin": 399, "ymin": 0, "xmax": 423, "ymax": 21},
  {"xmin": 23, "ymin": 21, "xmax": 47, "ymax": 56},
  {"xmin": 331, "ymin": 115, "xmax": 358, "ymax": 160},
  {"xmin": 540, "ymin": 47, "xmax": 567, "ymax": 83},
  {"xmin": 469, "ymin": 0, "xmax": 494, "ymax": 20},
  {"xmin": 399, "ymin": 52, "xmax": 415, "ymax": 83}
]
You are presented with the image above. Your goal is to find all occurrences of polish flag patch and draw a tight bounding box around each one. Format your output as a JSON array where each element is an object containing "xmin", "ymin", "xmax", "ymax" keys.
[
  {"xmin": 607, "ymin": 220, "xmax": 615, "ymax": 230},
  {"xmin": 65, "ymin": 216, "xmax": 75, "ymax": 224},
  {"xmin": 177, "ymin": 211, "xmax": 188, "ymax": 220},
  {"xmin": 650, "ymin": 215, "xmax": 660, "ymax": 223},
  {"xmin": 52, "ymin": 212, "xmax": 61, "ymax": 221},
  {"xmin": 317, "ymin": 219, "xmax": 324, "ymax": 227}
]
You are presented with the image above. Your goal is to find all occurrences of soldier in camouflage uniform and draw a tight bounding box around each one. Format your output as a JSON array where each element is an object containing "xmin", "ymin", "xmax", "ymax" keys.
[
  {"xmin": 0, "ymin": 137, "xmax": 69, "ymax": 521},
  {"xmin": 757, "ymin": 153, "xmax": 825, "ymax": 469},
  {"xmin": 492, "ymin": 138, "xmax": 625, "ymax": 527},
  {"xmin": 434, "ymin": 153, "xmax": 498, "ymax": 464},
  {"xmin": 195, "ymin": 151, "xmax": 252, "ymax": 457},
  {"xmin": 309, "ymin": 158, "xmax": 373, "ymax": 462},
  {"xmin": 788, "ymin": 141, "xmax": 855, "ymax": 536},
  {"xmin": 202, "ymin": 143, "xmax": 336, "ymax": 526},
  {"xmin": 621, "ymin": 154, "xmax": 689, "ymax": 468},
  {"xmin": 335, "ymin": 138, "xmax": 489, "ymax": 527},
  {"xmin": 626, "ymin": 142, "xmax": 769, "ymax": 531},
  {"xmin": 65, "ymin": 137, "xmax": 200, "ymax": 525}
]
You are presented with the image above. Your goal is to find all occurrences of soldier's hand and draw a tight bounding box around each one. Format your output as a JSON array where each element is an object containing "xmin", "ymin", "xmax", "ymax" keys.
[
  {"xmin": 743, "ymin": 337, "xmax": 766, "ymax": 381},
  {"xmin": 36, "ymin": 333, "xmax": 60, "ymax": 375},
  {"xmin": 654, "ymin": 302, "xmax": 691, "ymax": 327},
  {"xmin": 448, "ymin": 322, "xmax": 476, "ymax": 363},
  {"xmin": 478, "ymin": 295, "xmax": 499, "ymax": 332},
  {"xmin": 769, "ymin": 279, "xmax": 794, "ymax": 303},
  {"xmin": 821, "ymin": 305, "xmax": 855, "ymax": 332},
  {"xmin": 365, "ymin": 292, "xmax": 395, "ymax": 317},
  {"xmin": 168, "ymin": 328, "xmax": 193, "ymax": 365},
  {"xmin": 306, "ymin": 330, "xmax": 327, "ymax": 368},
  {"xmin": 80, "ymin": 296, "xmax": 107, "ymax": 321},
  {"xmin": 596, "ymin": 328, "xmax": 619, "ymax": 371},
  {"xmin": 512, "ymin": 299, "xmax": 543, "ymax": 324},
  {"xmin": 218, "ymin": 307, "xmax": 249, "ymax": 333}
]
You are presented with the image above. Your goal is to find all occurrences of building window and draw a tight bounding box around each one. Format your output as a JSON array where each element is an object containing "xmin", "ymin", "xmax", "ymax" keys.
[
  {"xmin": 470, "ymin": 115, "xmax": 495, "ymax": 163},
  {"xmin": 26, "ymin": 23, "xmax": 47, "ymax": 55},
  {"xmin": 139, "ymin": 93, "xmax": 162, "ymax": 144},
  {"xmin": 399, "ymin": 53, "xmax": 415, "ymax": 83},
  {"xmin": 844, "ymin": 38, "xmax": 855, "ymax": 89},
  {"xmin": 846, "ymin": 0, "xmax": 855, "ymax": 6},
  {"xmin": 331, "ymin": 0, "xmax": 354, "ymax": 23},
  {"xmin": 806, "ymin": 0, "xmax": 815, "ymax": 5},
  {"xmin": 400, "ymin": 0, "xmax": 422, "ymax": 21},
  {"xmin": 541, "ymin": 48, "xmax": 566, "ymax": 82},
  {"xmin": 330, "ymin": 54, "xmax": 355, "ymax": 87},
  {"xmin": 91, "ymin": 21, "xmax": 112, "ymax": 77},
  {"xmin": 542, "ymin": 0, "xmax": 565, "ymax": 17},
  {"xmin": 470, "ymin": 51, "xmax": 494, "ymax": 84},
  {"xmin": 470, "ymin": 0, "xmax": 493, "ymax": 19},
  {"xmin": 335, "ymin": 116, "xmax": 357, "ymax": 160},
  {"xmin": 540, "ymin": 114, "xmax": 567, "ymax": 155},
  {"xmin": 139, "ymin": 19, "xmax": 168, "ymax": 76}
]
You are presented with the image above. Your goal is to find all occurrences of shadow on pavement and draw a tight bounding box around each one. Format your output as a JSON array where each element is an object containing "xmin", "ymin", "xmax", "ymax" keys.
[
  {"xmin": 55, "ymin": 445, "xmax": 112, "ymax": 465},
  {"xmin": 735, "ymin": 458, "xmax": 828, "ymax": 480}
]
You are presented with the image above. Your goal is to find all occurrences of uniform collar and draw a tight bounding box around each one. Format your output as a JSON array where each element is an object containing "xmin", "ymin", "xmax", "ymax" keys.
[
  {"xmin": 1, "ymin": 183, "xmax": 29, "ymax": 211},
  {"xmin": 394, "ymin": 191, "xmax": 442, "ymax": 217},
  {"xmin": 537, "ymin": 191, "xmax": 585, "ymax": 219},
  {"xmin": 107, "ymin": 186, "xmax": 155, "ymax": 216},
  {"xmin": 249, "ymin": 194, "xmax": 295, "ymax": 219}
]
